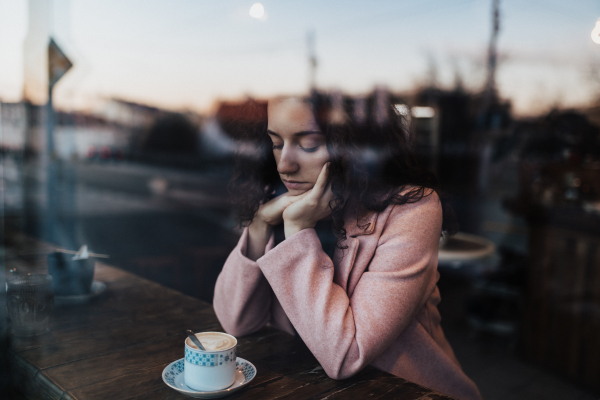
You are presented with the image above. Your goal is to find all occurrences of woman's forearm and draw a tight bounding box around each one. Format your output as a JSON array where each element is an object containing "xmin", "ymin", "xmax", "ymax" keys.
[
  {"xmin": 213, "ymin": 227, "xmax": 273, "ymax": 336},
  {"xmin": 247, "ymin": 219, "xmax": 273, "ymax": 261},
  {"xmin": 257, "ymin": 228, "xmax": 435, "ymax": 380}
]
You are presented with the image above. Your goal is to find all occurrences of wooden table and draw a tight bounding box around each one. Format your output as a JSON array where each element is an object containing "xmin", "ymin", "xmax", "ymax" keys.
[{"xmin": 7, "ymin": 261, "xmax": 455, "ymax": 400}]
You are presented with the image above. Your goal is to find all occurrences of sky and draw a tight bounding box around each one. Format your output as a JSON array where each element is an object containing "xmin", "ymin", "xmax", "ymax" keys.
[{"xmin": 0, "ymin": 0, "xmax": 599, "ymax": 116}]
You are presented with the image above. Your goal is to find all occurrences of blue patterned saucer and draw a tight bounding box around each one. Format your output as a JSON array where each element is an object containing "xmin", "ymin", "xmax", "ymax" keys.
[{"xmin": 162, "ymin": 357, "xmax": 256, "ymax": 399}]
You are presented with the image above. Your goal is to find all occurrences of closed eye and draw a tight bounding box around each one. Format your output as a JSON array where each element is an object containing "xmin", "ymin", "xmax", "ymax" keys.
[
  {"xmin": 300, "ymin": 145, "xmax": 319, "ymax": 152},
  {"xmin": 272, "ymin": 144, "xmax": 283, "ymax": 150}
]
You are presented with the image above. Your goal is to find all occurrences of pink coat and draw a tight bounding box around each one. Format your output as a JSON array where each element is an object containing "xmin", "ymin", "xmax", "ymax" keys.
[{"xmin": 213, "ymin": 192, "xmax": 482, "ymax": 400}]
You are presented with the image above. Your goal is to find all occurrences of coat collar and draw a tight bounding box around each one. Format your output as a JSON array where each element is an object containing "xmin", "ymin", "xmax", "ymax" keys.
[
  {"xmin": 342, "ymin": 188, "xmax": 408, "ymax": 237},
  {"xmin": 343, "ymin": 191, "xmax": 393, "ymax": 237},
  {"xmin": 345, "ymin": 211, "xmax": 377, "ymax": 237},
  {"xmin": 336, "ymin": 211, "xmax": 377, "ymax": 296}
]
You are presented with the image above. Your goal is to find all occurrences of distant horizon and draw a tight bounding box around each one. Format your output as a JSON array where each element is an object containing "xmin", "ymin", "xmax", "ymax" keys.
[
  {"xmin": 4, "ymin": 84, "xmax": 591, "ymax": 122},
  {"xmin": 1, "ymin": 0, "xmax": 599, "ymax": 118}
]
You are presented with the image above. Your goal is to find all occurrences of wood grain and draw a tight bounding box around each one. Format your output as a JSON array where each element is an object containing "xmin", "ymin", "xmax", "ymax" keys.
[{"xmin": 8, "ymin": 262, "xmax": 456, "ymax": 399}]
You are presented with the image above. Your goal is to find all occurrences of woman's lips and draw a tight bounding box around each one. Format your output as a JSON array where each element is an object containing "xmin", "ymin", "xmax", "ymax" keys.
[{"xmin": 282, "ymin": 180, "xmax": 307, "ymax": 190}]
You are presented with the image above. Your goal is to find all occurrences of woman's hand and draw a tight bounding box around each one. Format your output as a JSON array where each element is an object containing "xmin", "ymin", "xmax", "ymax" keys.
[
  {"xmin": 247, "ymin": 191, "xmax": 306, "ymax": 261},
  {"xmin": 283, "ymin": 163, "xmax": 334, "ymax": 238},
  {"xmin": 257, "ymin": 192, "xmax": 306, "ymax": 227}
]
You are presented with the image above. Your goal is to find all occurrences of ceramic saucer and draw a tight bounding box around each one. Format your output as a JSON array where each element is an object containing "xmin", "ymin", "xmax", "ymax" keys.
[
  {"xmin": 162, "ymin": 357, "xmax": 256, "ymax": 399},
  {"xmin": 55, "ymin": 281, "xmax": 106, "ymax": 305}
]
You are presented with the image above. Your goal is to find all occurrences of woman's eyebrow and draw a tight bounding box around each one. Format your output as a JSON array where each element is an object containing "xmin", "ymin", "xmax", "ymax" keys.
[
  {"xmin": 267, "ymin": 130, "xmax": 322, "ymax": 137},
  {"xmin": 294, "ymin": 130, "xmax": 322, "ymax": 137}
]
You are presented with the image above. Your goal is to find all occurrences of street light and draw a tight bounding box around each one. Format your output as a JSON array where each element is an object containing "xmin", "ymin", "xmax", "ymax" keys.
[
  {"xmin": 592, "ymin": 18, "xmax": 600, "ymax": 44},
  {"xmin": 249, "ymin": 3, "xmax": 265, "ymax": 19}
]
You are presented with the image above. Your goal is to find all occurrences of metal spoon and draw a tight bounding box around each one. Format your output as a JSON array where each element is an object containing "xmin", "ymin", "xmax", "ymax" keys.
[{"xmin": 186, "ymin": 330, "xmax": 206, "ymax": 351}]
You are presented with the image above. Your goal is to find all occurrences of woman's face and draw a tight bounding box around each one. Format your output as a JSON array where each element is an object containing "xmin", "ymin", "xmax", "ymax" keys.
[{"xmin": 267, "ymin": 98, "xmax": 330, "ymax": 196}]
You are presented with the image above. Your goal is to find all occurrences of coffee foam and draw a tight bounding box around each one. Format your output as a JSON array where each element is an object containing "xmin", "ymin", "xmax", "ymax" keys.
[{"xmin": 187, "ymin": 332, "xmax": 236, "ymax": 351}]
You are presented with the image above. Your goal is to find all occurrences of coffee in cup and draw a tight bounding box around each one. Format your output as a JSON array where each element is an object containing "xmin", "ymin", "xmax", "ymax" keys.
[{"xmin": 184, "ymin": 331, "xmax": 237, "ymax": 391}]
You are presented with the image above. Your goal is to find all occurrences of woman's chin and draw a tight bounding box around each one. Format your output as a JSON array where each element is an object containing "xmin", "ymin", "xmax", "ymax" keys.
[{"xmin": 287, "ymin": 188, "xmax": 310, "ymax": 196}]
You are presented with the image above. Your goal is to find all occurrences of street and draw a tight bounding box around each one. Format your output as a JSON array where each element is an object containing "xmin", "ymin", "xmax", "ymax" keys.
[{"xmin": 2, "ymin": 156, "xmax": 240, "ymax": 303}]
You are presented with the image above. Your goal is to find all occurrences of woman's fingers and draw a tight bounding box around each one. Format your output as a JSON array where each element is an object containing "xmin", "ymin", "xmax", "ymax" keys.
[
  {"xmin": 280, "ymin": 190, "xmax": 309, "ymax": 206},
  {"xmin": 269, "ymin": 191, "xmax": 308, "ymax": 215},
  {"xmin": 273, "ymin": 193, "xmax": 296, "ymax": 212},
  {"xmin": 323, "ymin": 182, "xmax": 334, "ymax": 205},
  {"xmin": 308, "ymin": 163, "xmax": 330, "ymax": 201},
  {"xmin": 260, "ymin": 192, "xmax": 296, "ymax": 225},
  {"xmin": 263, "ymin": 163, "xmax": 331, "ymax": 227}
]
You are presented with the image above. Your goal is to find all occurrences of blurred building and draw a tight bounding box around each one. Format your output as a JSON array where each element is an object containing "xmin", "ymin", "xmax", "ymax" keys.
[
  {"xmin": 413, "ymin": 86, "xmax": 512, "ymax": 196},
  {"xmin": 0, "ymin": 98, "xmax": 207, "ymax": 164},
  {"xmin": 500, "ymin": 108, "xmax": 600, "ymax": 393},
  {"xmin": 0, "ymin": 102, "xmax": 28, "ymax": 152},
  {"xmin": 0, "ymin": 102, "xmax": 46, "ymax": 157}
]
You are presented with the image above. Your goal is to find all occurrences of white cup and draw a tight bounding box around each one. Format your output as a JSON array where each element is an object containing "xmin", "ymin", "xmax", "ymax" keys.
[{"xmin": 184, "ymin": 331, "xmax": 237, "ymax": 391}]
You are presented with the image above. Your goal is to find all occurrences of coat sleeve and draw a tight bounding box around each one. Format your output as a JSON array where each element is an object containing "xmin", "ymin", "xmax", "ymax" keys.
[
  {"xmin": 213, "ymin": 227, "xmax": 275, "ymax": 337},
  {"xmin": 256, "ymin": 193, "xmax": 442, "ymax": 379}
]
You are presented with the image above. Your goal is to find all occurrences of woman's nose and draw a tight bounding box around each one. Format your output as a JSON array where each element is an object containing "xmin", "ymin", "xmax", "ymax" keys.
[{"xmin": 277, "ymin": 146, "xmax": 299, "ymax": 174}]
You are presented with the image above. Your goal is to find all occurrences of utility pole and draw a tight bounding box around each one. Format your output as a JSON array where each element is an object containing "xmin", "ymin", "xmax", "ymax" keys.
[
  {"xmin": 477, "ymin": 0, "xmax": 501, "ymax": 194},
  {"xmin": 484, "ymin": 0, "xmax": 500, "ymax": 104},
  {"xmin": 307, "ymin": 29, "xmax": 317, "ymax": 92},
  {"xmin": 46, "ymin": 38, "xmax": 72, "ymax": 244}
]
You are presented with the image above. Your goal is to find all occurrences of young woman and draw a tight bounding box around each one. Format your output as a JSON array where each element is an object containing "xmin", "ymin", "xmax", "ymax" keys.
[{"xmin": 213, "ymin": 94, "xmax": 482, "ymax": 400}]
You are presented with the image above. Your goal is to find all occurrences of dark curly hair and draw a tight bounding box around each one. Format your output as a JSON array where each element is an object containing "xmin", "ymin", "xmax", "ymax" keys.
[{"xmin": 227, "ymin": 91, "xmax": 456, "ymax": 248}]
